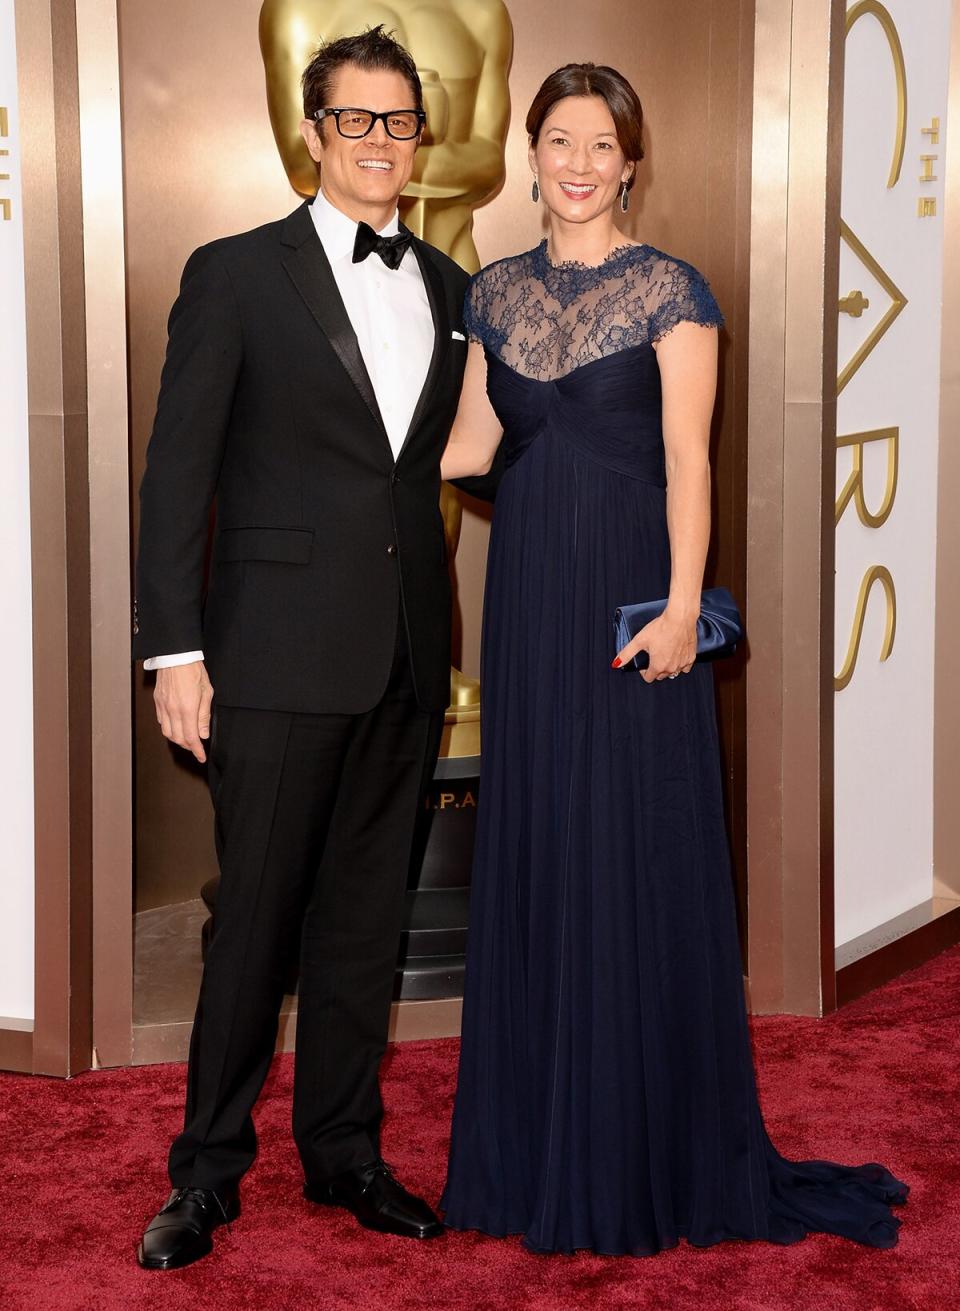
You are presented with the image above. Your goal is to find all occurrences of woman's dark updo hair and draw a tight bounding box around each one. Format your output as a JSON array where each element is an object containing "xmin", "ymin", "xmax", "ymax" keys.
[{"xmin": 526, "ymin": 63, "xmax": 644, "ymax": 191}]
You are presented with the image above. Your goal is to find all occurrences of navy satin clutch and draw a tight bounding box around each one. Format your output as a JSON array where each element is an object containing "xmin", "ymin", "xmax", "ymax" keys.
[{"xmin": 613, "ymin": 587, "xmax": 743, "ymax": 671}]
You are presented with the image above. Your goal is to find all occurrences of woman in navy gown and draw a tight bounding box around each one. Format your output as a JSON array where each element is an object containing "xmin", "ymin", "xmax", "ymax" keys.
[{"xmin": 437, "ymin": 63, "xmax": 907, "ymax": 1258}]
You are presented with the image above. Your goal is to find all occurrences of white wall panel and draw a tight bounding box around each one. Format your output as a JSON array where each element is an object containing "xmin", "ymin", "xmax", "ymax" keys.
[
  {"xmin": 0, "ymin": 0, "xmax": 35, "ymax": 1019},
  {"xmin": 835, "ymin": 0, "xmax": 952, "ymax": 945}
]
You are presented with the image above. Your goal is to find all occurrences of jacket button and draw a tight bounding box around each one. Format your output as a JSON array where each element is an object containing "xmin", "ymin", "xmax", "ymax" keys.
[
  {"xmin": 386, "ymin": 543, "xmax": 397, "ymax": 556},
  {"xmin": 391, "ymin": 471, "xmax": 400, "ymax": 484}
]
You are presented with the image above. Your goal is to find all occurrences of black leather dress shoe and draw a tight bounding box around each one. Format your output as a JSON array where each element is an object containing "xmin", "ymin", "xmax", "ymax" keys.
[
  {"xmin": 137, "ymin": 1187, "xmax": 240, "ymax": 1270},
  {"xmin": 304, "ymin": 1160, "xmax": 443, "ymax": 1239}
]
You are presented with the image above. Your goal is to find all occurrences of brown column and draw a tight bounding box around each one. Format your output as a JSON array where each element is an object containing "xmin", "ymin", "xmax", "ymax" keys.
[
  {"xmin": 746, "ymin": 0, "xmax": 844, "ymax": 1015},
  {"xmin": 14, "ymin": 0, "xmax": 93, "ymax": 1075},
  {"xmin": 933, "ymin": 0, "xmax": 960, "ymax": 908},
  {"xmin": 0, "ymin": 0, "xmax": 132, "ymax": 1077},
  {"xmin": 76, "ymin": 0, "xmax": 134, "ymax": 1069}
]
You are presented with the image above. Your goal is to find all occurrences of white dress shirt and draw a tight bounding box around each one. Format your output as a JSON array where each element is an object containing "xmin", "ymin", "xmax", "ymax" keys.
[{"xmin": 144, "ymin": 190, "xmax": 436, "ymax": 671}]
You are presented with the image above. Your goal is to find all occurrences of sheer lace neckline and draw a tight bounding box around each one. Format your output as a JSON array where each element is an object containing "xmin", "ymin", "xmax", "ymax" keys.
[
  {"xmin": 532, "ymin": 239, "xmax": 648, "ymax": 276},
  {"xmin": 463, "ymin": 242, "xmax": 724, "ymax": 382}
]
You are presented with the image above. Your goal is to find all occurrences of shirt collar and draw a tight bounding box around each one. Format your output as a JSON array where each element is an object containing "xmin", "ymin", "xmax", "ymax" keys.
[{"xmin": 310, "ymin": 187, "xmax": 401, "ymax": 263}]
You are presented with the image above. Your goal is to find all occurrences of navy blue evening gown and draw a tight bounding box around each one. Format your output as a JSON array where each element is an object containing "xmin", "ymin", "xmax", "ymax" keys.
[{"xmin": 440, "ymin": 242, "xmax": 907, "ymax": 1256}]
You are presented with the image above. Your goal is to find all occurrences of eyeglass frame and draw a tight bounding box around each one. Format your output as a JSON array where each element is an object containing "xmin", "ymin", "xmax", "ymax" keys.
[{"xmin": 313, "ymin": 107, "xmax": 427, "ymax": 140}]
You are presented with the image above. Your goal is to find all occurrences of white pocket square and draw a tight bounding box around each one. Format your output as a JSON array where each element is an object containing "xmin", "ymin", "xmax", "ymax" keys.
[{"xmin": 451, "ymin": 330, "xmax": 467, "ymax": 341}]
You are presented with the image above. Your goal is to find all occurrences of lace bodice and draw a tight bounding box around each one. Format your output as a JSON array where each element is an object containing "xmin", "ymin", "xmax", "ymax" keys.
[{"xmin": 463, "ymin": 241, "xmax": 723, "ymax": 382}]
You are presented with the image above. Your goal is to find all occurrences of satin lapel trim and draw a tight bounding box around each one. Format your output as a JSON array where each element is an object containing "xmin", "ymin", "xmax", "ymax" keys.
[
  {"xmin": 397, "ymin": 238, "xmax": 449, "ymax": 462},
  {"xmin": 280, "ymin": 216, "xmax": 386, "ymax": 435}
]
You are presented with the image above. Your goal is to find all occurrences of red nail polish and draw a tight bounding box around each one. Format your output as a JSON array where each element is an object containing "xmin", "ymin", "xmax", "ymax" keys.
[{"xmin": 611, "ymin": 657, "xmax": 622, "ymax": 669}]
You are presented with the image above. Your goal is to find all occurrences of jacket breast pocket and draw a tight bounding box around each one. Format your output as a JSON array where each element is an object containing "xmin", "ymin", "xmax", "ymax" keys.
[{"xmin": 218, "ymin": 526, "xmax": 314, "ymax": 564}]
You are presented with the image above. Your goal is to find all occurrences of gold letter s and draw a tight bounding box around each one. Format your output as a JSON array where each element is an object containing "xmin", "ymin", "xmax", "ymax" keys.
[{"xmin": 835, "ymin": 565, "xmax": 896, "ymax": 691}]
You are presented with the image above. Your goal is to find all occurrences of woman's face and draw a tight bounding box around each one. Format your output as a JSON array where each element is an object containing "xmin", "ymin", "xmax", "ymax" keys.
[{"xmin": 529, "ymin": 94, "xmax": 634, "ymax": 226}]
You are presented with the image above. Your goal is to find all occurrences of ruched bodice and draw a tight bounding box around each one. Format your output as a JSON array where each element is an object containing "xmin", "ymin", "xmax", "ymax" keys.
[
  {"xmin": 442, "ymin": 244, "xmax": 907, "ymax": 1257},
  {"xmin": 487, "ymin": 345, "xmax": 668, "ymax": 485}
]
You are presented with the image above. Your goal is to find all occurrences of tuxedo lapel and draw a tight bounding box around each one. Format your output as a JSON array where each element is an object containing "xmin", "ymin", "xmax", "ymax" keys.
[
  {"xmin": 280, "ymin": 203, "xmax": 386, "ymax": 434},
  {"xmin": 397, "ymin": 236, "xmax": 450, "ymax": 461}
]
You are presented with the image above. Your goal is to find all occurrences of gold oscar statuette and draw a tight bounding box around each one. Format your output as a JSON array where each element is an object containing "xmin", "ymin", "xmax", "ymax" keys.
[{"xmin": 259, "ymin": 0, "xmax": 513, "ymax": 756}]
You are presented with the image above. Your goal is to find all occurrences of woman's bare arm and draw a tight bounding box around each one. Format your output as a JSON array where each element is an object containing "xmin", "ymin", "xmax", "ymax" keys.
[
  {"xmin": 614, "ymin": 321, "xmax": 718, "ymax": 683},
  {"xmin": 440, "ymin": 343, "xmax": 504, "ymax": 480}
]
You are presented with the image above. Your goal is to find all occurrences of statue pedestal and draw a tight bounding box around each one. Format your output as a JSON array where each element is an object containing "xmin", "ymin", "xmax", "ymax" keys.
[{"xmin": 396, "ymin": 738, "xmax": 479, "ymax": 1001}]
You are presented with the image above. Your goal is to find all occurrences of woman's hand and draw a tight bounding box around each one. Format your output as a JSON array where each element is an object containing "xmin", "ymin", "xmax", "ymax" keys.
[{"xmin": 613, "ymin": 608, "xmax": 697, "ymax": 685}]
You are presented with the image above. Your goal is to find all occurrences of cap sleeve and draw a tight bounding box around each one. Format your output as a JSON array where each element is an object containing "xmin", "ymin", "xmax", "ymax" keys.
[
  {"xmin": 647, "ymin": 259, "xmax": 724, "ymax": 344},
  {"xmin": 462, "ymin": 271, "xmax": 488, "ymax": 347}
]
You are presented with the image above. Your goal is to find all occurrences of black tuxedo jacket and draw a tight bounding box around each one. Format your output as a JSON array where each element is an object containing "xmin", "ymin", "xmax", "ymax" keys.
[{"xmin": 134, "ymin": 201, "xmax": 489, "ymax": 714}]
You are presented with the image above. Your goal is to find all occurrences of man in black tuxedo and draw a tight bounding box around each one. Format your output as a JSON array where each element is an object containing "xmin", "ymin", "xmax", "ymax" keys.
[{"xmin": 135, "ymin": 27, "xmax": 489, "ymax": 1270}]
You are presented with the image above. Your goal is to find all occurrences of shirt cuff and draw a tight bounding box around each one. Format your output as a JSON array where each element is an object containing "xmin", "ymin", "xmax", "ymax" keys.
[{"xmin": 143, "ymin": 651, "xmax": 205, "ymax": 670}]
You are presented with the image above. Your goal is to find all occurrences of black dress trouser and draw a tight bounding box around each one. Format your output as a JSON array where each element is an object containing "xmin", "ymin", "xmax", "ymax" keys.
[{"xmin": 168, "ymin": 616, "xmax": 443, "ymax": 1192}]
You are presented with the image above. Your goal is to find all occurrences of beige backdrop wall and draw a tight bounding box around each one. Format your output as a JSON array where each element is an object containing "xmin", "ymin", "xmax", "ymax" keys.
[{"xmin": 123, "ymin": 1, "xmax": 752, "ymax": 919}]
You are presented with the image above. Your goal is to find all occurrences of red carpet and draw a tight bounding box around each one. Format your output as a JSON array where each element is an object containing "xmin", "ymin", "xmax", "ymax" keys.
[{"xmin": 2, "ymin": 947, "xmax": 959, "ymax": 1311}]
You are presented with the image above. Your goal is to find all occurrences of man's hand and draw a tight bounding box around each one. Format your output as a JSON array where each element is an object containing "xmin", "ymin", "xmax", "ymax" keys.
[{"xmin": 154, "ymin": 661, "xmax": 214, "ymax": 763}]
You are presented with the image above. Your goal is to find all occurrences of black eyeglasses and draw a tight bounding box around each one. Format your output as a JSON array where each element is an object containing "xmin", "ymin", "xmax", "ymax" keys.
[{"xmin": 314, "ymin": 107, "xmax": 426, "ymax": 140}]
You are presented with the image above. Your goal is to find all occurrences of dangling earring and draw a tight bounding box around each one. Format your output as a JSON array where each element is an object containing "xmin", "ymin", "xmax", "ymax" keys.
[
  {"xmin": 531, "ymin": 177, "xmax": 540, "ymax": 203},
  {"xmin": 620, "ymin": 183, "xmax": 630, "ymax": 214}
]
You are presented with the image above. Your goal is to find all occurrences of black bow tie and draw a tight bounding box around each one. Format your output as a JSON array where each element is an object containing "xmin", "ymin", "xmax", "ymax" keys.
[{"xmin": 352, "ymin": 222, "xmax": 412, "ymax": 271}]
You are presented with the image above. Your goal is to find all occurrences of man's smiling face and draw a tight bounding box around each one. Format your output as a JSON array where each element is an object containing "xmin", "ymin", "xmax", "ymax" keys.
[{"xmin": 300, "ymin": 64, "xmax": 421, "ymax": 224}]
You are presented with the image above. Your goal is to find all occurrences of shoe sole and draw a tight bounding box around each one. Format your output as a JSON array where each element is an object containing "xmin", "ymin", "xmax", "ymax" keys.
[
  {"xmin": 303, "ymin": 1186, "xmax": 444, "ymax": 1239},
  {"xmin": 137, "ymin": 1235, "xmax": 214, "ymax": 1270}
]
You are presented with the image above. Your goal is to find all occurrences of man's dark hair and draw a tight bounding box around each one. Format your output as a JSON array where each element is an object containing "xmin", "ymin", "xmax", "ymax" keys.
[{"xmin": 302, "ymin": 25, "xmax": 423, "ymax": 122}]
